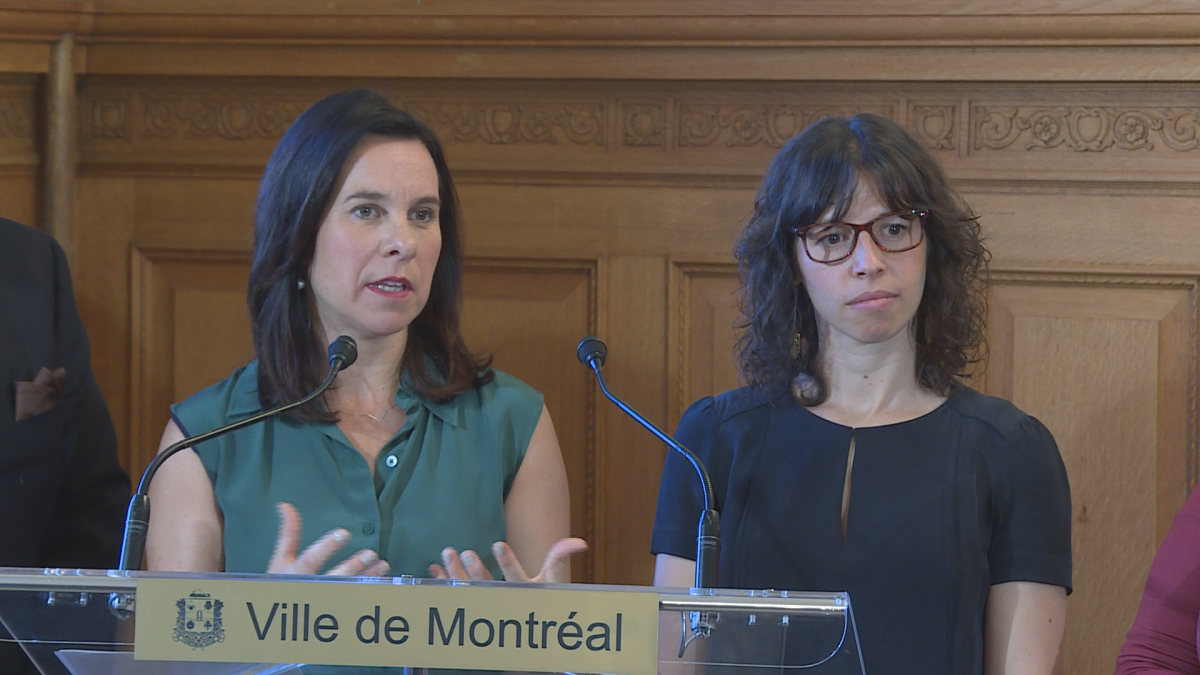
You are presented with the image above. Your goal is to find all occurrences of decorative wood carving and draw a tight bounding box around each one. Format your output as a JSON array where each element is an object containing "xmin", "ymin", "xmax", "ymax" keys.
[
  {"xmin": 141, "ymin": 95, "xmax": 307, "ymax": 142},
  {"xmin": 678, "ymin": 103, "xmax": 897, "ymax": 148},
  {"xmin": 620, "ymin": 102, "xmax": 664, "ymax": 148},
  {"xmin": 910, "ymin": 104, "xmax": 957, "ymax": 150},
  {"xmin": 0, "ymin": 94, "xmax": 33, "ymax": 139},
  {"xmin": 90, "ymin": 97, "xmax": 130, "ymax": 140},
  {"xmin": 79, "ymin": 85, "xmax": 315, "ymax": 162},
  {"xmin": 974, "ymin": 106, "xmax": 1200, "ymax": 153},
  {"xmin": 407, "ymin": 101, "xmax": 605, "ymax": 147},
  {"xmin": 75, "ymin": 81, "xmax": 1200, "ymax": 195}
]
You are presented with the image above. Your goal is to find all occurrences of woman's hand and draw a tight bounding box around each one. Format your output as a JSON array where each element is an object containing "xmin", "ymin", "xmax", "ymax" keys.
[
  {"xmin": 429, "ymin": 537, "xmax": 588, "ymax": 583},
  {"xmin": 267, "ymin": 502, "xmax": 391, "ymax": 576}
]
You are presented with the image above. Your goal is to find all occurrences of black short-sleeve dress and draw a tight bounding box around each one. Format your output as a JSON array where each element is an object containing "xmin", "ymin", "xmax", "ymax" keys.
[{"xmin": 651, "ymin": 385, "xmax": 1072, "ymax": 675}]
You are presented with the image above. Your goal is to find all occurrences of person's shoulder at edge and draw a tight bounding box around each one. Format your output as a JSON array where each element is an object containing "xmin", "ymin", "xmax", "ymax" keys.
[
  {"xmin": 478, "ymin": 368, "xmax": 538, "ymax": 399},
  {"xmin": 681, "ymin": 383, "xmax": 790, "ymax": 431},
  {"xmin": 171, "ymin": 361, "xmax": 261, "ymax": 432},
  {"xmin": 472, "ymin": 368, "xmax": 544, "ymax": 432},
  {"xmin": 0, "ymin": 215, "xmax": 50, "ymax": 245},
  {"xmin": 0, "ymin": 218, "xmax": 59, "ymax": 281},
  {"xmin": 942, "ymin": 384, "xmax": 1053, "ymax": 443},
  {"xmin": 461, "ymin": 368, "xmax": 541, "ymax": 414}
]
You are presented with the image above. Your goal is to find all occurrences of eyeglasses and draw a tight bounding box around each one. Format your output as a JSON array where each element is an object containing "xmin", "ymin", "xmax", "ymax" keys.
[{"xmin": 792, "ymin": 209, "xmax": 928, "ymax": 264}]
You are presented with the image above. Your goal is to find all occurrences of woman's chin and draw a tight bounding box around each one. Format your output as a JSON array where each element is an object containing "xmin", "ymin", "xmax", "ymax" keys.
[
  {"xmin": 847, "ymin": 322, "xmax": 910, "ymax": 347},
  {"xmin": 334, "ymin": 321, "xmax": 414, "ymax": 342}
]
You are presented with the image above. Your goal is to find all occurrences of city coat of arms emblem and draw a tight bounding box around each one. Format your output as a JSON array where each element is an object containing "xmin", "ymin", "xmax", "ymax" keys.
[{"xmin": 173, "ymin": 591, "xmax": 225, "ymax": 649}]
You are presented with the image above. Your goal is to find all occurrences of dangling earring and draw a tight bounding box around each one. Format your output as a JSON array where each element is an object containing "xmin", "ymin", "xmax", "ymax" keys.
[
  {"xmin": 296, "ymin": 279, "xmax": 306, "ymax": 291},
  {"xmin": 789, "ymin": 331, "xmax": 802, "ymax": 359}
]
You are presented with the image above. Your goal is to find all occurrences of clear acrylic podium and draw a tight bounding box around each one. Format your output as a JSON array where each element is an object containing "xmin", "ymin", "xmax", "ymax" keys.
[{"xmin": 0, "ymin": 568, "xmax": 865, "ymax": 674}]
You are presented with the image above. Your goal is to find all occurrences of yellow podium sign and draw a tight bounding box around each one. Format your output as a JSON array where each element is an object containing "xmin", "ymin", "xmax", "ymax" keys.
[{"xmin": 135, "ymin": 577, "xmax": 658, "ymax": 674}]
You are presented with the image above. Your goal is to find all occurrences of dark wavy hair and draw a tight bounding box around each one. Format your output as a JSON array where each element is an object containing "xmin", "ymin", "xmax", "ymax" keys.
[
  {"xmin": 735, "ymin": 112, "xmax": 988, "ymax": 405},
  {"xmin": 248, "ymin": 88, "xmax": 491, "ymax": 421}
]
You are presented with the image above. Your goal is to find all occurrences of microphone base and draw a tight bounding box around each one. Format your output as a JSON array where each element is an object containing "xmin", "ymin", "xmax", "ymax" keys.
[{"xmin": 108, "ymin": 591, "xmax": 135, "ymax": 620}]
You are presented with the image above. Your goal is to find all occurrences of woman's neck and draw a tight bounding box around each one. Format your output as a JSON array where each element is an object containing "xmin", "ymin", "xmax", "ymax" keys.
[
  {"xmin": 322, "ymin": 329, "xmax": 407, "ymax": 411},
  {"xmin": 808, "ymin": 323, "xmax": 946, "ymax": 428}
]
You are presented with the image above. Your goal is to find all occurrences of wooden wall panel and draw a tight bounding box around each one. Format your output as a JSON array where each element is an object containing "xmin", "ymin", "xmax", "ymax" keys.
[
  {"xmin": 987, "ymin": 271, "xmax": 1198, "ymax": 673},
  {"xmin": 461, "ymin": 258, "xmax": 597, "ymax": 582},
  {"xmin": 595, "ymin": 255, "xmax": 666, "ymax": 585},
  {"xmin": 0, "ymin": 175, "xmax": 37, "ymax": 226},
  {"xmin": 969, "ymin": 190, "xmax": 1200, "ymax": 269},
  {"xmin": 73, "ymin": 177, "xmax": 136, "ymax": 464},
  {"xmin": 130, "ymin": 247, "xmax": 252, "ymax": 468},
  {"xmin": 668, "ymin": 262, "xmax": 740, "ymax": 428},
  {"xmin": 171, "ymin": 287, "xmax": 253, "ymax": 402}
]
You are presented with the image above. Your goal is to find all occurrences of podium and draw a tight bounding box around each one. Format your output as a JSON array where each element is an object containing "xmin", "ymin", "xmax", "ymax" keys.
[{"xmin": 0, "ymin": 568, "xmax": 865, "ymax": 674}]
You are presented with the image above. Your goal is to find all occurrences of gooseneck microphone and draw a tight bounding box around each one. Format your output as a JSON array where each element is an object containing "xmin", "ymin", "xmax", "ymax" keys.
[
  {"xmin": 115, "ymin": 335, "xmax": 359, "ymax": 573},
  {"xmin": 576, "ymin": 336, "xmax": 721, "ymax": 590}
]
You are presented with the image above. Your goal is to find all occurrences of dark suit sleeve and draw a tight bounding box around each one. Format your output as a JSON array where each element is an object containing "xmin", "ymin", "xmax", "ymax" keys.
[{"xmin": 37, "ymin": 233, "xmax": 130, "ymax": 569}]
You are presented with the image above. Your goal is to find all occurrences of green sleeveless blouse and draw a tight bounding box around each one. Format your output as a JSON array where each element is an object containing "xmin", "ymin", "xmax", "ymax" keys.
[{"xmin": 170, "ymin": 361, "xmax": 543, "ymax": 578}]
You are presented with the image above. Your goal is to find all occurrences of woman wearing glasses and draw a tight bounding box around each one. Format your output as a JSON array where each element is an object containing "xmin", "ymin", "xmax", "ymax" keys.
[{"xmin": 651, "ymin": 113, "xmax": 1072, "ymax": 675}]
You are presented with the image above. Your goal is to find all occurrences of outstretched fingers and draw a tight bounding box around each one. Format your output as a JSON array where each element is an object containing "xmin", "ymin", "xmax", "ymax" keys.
[
  {"xmin": 437, "ymin": 547, "xmax": 495, "ymax": 581},
  {"xmin": 492, "ymin": 538, "xmax": 588, "ymax": 583},
  {"xmin": 537, "ymin": 538, "xmax": 588, "ymax": 584},
  {"xmin": 326, "ymin": 549, "xmax": 389, "ymax": 577},
  {"xmin": 266, "ymin": 503, "xmax": 303, "ymax": 574},
  {"xmin": 290, "ymin": 527, "xmax": 351, "ymax": 574},
  {"xmin": 492, "ymin": 541, "xmax": 530, "ymax": 581},
  {"xmin": 267, "ymin": 502, "xmax": 357, "ymax": 575},
  {"xmin": 460, "ymin": 550, "xmax": 493, "ymax": 579}
]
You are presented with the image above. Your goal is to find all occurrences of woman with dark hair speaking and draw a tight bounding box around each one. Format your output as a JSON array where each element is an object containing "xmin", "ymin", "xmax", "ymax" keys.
[
  {"xmin": 651, "ymin": 113, "xmax": 1072, "ymax": 674},
  {"xmin": 145, "ymin": 89, "xmax": 584, "ymax": 582}
]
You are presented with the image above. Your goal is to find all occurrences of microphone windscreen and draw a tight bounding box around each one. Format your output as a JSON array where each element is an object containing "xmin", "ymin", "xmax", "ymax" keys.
[
  {"xmin": 329, "ymin": 335, "xmax": 358, "ymax": 369},
  {"xmin": 576, "ymin": 336, "xmax": 607, "ymax": 368}
]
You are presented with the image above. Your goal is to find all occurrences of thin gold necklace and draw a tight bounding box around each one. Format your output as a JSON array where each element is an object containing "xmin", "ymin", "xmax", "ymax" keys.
[{"xmin": 341, "ymin": 402, "xmax": 398, "ymax": 423}]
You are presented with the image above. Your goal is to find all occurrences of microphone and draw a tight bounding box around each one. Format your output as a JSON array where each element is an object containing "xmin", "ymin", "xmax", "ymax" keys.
[
  {"xmin": 115, "ymin": 335, "xmax": 358, "ymax": 574},
  {"xmin": 576, "ymin": 336, "xmax": 720, "ymax": 646},
  {"xmin": 576, "ymin": 336, "xmax": 606, "ymax": 370}
]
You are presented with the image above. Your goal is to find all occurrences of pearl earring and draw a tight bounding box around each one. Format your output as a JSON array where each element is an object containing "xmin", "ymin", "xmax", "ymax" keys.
[{"xmin": 297, "ymin": 279, "xmax": 306, "ymax": 291}]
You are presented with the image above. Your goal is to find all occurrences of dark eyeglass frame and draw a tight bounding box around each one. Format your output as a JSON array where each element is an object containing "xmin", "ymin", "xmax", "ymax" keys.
[{"xmin": 791, "ymin": 209, "xmax": 929, "ymax": 264}]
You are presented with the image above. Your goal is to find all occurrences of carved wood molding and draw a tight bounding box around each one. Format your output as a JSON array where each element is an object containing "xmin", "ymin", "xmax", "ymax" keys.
[
  {"xmin": 139, "ymin": 95, "xmax": 306, "ymax": 142},
  {"xmin": 0, "ymin": 94, "xmax": 34, "ymax": 140},
  {"xmin": 975, "ymin": 106, "xmax": 1200, "ymax": 153},
  {"xmin": 83, "ymin": 86, "xmax": 310, "ymax": 147},
  {"xmin": 409, "ymin": 101, "xmax": 605, "ymax": 147},
  {"xmin": 14, "ymin": 2, "xmax": 1200, "ymax": 46},
  {"xmin": 0, "ymin": 78, "xmax": 37, "ymax": 165},
  {"xmin": 676, "ymin": 103, "xmax": 897, "ymax": 149},
  {"xmin": 912, "ymin": 104, "xmax": 957, "ymax": 150},
  {"xmin": 76, "ymin": 80, "xmax": 1200, "ymax": 185}
]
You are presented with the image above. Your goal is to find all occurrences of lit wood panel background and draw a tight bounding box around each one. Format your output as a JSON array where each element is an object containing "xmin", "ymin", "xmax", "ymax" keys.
[{"xmin": 4, "ymin": 3, "xmax": 1200, "ymax": 671}]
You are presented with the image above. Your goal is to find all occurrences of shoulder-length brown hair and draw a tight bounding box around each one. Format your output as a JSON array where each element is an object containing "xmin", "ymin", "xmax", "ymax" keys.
[
  {"xmin": 735, "ymin": 112, "xmax": 988, "ymax": 405},
  {"xmin": 248, "ymin": 88, "xmax": 491, "ymax": 421}
]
